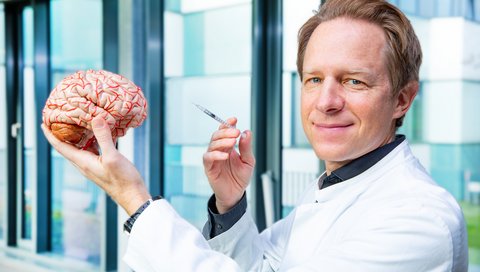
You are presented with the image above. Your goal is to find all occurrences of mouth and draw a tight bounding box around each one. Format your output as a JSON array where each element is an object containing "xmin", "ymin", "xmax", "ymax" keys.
[
  {"xmin": 314, "ymin": 123, "xmax": 353, "ymax": 129},
  {"xmin": 311, "ymin": 122, "xmax": 354, "ymax": 137}
]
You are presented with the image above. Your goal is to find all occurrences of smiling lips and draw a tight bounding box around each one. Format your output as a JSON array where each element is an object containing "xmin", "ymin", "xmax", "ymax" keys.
[
  {"xmin": 314, "ymin": 123, "xmax": 353, "ymax": 129},
  {"xmin": 313, "ymin": 123, "xmax": 353, "ymax": 135}
]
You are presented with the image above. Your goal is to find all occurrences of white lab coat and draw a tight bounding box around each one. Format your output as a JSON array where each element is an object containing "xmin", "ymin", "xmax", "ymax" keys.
[{"xmin": 124, "ymin": 140, "xmax": 468, "ymax": 271}]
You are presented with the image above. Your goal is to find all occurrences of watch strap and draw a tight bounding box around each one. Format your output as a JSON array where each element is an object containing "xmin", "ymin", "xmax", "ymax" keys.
[{"xmin": 123, "ymin": 195, "xmax": 163, "ymax": 234}]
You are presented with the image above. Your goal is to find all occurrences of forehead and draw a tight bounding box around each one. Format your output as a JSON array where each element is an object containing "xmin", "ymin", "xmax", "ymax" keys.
[{"xmin": 303, "ymin": 17, "xmax": 388, "ymax": 73}]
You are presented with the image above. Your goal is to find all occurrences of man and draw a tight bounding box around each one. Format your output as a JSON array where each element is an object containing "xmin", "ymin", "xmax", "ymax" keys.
[{"xmin": 42, "ymin": 0, "xmax": 468, "ymax": 271}]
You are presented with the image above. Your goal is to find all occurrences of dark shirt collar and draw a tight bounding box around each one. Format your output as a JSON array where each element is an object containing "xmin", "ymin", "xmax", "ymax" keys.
[{"xmin": 320, "ymin": 135, "xmax": 406, "ymax": 189}]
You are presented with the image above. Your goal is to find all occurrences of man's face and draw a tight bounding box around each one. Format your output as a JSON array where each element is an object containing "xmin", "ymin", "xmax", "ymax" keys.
[{"xmin": 301, "ymin": 17, "xmax": 404, "ymax": 173}]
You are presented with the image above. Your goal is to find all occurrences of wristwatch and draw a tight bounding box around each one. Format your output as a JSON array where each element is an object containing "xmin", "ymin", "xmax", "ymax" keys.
[{"xmin": 123, "ymin": 195, "xmax": 163, "ymax": 234}]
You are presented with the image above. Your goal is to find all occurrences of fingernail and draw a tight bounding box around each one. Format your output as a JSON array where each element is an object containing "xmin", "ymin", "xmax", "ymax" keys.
[
  {"xmin": 241, "ymin": 131, "xmax": 247, "ymax": 139},
  {"xmin": 92, "ymin": 117, "xmax": 104, "ymax": 129}
]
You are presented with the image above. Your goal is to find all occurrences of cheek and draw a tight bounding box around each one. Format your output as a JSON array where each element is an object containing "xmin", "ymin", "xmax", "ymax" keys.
[
  {"xmin": 357, "ymin": 98, "xmax": 395, "ymax": 129},
  {"xmin": 349, "ymin": 92, "xmax": 390, "ymax": 115},
  {"xmin": 300, "ymin": 93, "xmax": 310, "ymax": 118},
  {"xmin": 300, "ymin": 95, "xmax": 313, "ymax": 132}
]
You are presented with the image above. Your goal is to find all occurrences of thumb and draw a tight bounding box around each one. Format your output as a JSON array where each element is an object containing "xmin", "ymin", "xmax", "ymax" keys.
[
  {"xmin": 92, "ymin": 116, "xmax": 116, "ymax": 155},
  {"xmin": 238, "ymin": 130, "xmax": 255, "ymax": 166}
]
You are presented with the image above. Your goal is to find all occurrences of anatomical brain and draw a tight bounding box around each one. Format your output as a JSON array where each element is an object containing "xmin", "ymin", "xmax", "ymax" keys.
[{"xmin": 43, "ymin": 69, "xmax": 147, "ymax": 149}]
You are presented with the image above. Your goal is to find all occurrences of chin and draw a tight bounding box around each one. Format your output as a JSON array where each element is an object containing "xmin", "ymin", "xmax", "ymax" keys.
[{"xmin": 312, "ymin": 144, "xmax": 348, "ymax": 161}]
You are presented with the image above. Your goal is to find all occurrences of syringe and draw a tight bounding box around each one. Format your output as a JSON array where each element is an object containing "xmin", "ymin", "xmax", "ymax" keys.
[{"xmin": 193, "ymin": 103, "xmax": 236, "ymax": 129}]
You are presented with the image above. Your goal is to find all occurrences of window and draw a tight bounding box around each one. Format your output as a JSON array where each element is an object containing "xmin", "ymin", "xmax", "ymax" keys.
[
  {"xmin": 164, "ymin": 0, "xmax": 252, "ymax": 229},
  {"xmin": 396, "ymin": 3, "xmax": 480, "ymax": 268},
  {"xmin": 19, "ymin": 6, "xmax": 35, "ymax": 243},
  {"xmin": 0, "ymin": 3, "xmax": 6, "ymax": 241},
  {"xmin": 49, "ymin": 0, "xmax": 102, "ymax": 265},
  {"xmin": 281, "ymin": 0, "xmax": 321, "ymax": 216}
]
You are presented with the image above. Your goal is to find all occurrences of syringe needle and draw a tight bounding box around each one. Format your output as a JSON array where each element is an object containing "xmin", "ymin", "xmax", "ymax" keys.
[{"xmin": 193, "ymin": 103, "xmax": 235, "ymax": 129}]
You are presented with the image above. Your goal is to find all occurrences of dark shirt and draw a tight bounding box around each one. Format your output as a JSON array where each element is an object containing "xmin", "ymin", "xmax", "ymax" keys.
[{"xmin": 202, "ymin": 135, "xmax": 406, "ymax": 239}]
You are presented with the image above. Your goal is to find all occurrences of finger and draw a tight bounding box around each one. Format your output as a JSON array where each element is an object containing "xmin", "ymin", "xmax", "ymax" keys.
[
  {"xmin": 219, "ymin": 117, "xmax": 237, "ymax": 129},
  {"xmin": 238, "ymin": 130, "xmax": 255, "ymax": 166},
  {"xmin": 203, "ymin": 151, "xmax": 229, "ymax": 167},
  {"xmin": 207, "ymin": 138, "xmax": 237, "ymax": 152},
  {"xmin": 41, "ymin": 124, "xmax": 94, "ymax": 163},
  {"xmin": 91, "ymin": 116, "xmax": 116, "ymax": 156},
  {"xmin": 210, "ymin": 128, "xmax": 241, "ymax": 142}
]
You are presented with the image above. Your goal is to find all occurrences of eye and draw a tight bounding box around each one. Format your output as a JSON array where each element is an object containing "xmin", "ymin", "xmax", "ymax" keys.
[
  {"xmin": 303, "ymin": 77, "xmax": 322, "ymax": 87},
  {"xmin": 349, "ymin": 79, "xmax": 362, "ymax": 85},
  {"xmin": 344, "ymin": 79, "xmax": 367, "ymax": 90}
]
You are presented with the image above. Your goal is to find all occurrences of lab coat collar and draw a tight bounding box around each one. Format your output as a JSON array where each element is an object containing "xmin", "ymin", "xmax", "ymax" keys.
[{"xmin": 314, "ymin": 139, "xmax": 414, "ymax": 203}]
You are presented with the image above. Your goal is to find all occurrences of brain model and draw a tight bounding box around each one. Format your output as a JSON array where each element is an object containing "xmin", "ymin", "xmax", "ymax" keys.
[{"xmin": 43, "ymin": 69, "xmax": 147, "ymax": 149}]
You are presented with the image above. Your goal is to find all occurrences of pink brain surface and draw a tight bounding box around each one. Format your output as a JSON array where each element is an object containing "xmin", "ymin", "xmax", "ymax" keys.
[{"xmin": 42, "ymin": 69, "xmax": 148, "ymax": 149}]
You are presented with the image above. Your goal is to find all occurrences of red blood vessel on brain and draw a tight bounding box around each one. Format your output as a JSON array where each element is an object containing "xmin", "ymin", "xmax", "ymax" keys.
[{"xmin": 42, "ymin": 69, "xmax": 147, "ymax": 149}]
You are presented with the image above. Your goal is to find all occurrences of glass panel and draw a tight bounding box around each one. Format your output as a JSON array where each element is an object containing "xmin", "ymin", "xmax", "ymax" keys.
[
  {"xmin": 281, "ymin": 0, "xmax": 321, "ymax": 216},
  {"xmin": 164, "ymin": 0, "xmax": 252, "ymax": 229},
  {"xmin": 437, "ymin": 0, "xmax": 453, "ymax": 17},
  {"xmin": 476, "ymin": 0, "xmax": 480, "ymax": 21},
  {"xmin": 0, "ymin": 4, "xmax": 4, "ymax": 64},
  {"xmin": 0, "ymin": 4, "xmax": 5, "ymax": 240},
  {"xmin": 418, "ymin": 0, "xmax": 435, "ymax": 18},
  {"xmin": 398, "ymin": 0, "xmax": 417, "ymax": 15},
  {"xmin": 395, "ymin": 1, "xmax": 480, "ymax": 269},
  {"xmin": 0, "ymin": 66, "xmax": 5, "ymax": 241},
  {"xmin": 50, "ymin": 0, "xmax": 102, "ymax": 265},
  {"xmin": 21, "ymin": 6, "xmax": 35, "ymax": 241}
]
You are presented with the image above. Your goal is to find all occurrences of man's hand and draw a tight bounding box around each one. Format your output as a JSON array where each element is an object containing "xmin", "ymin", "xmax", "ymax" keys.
[
  {"xmin": 203, "ymin": 117, "xmax": 255, "ymax": 214},
  {"xmin": 41, "ymin": 116, "xmax": 151, "ymax": 216}
]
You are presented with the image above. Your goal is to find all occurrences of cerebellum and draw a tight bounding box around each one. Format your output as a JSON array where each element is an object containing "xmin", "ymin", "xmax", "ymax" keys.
[{"xmin": 42, "ymin": 69, "xmax": 147, "ymax": 149}]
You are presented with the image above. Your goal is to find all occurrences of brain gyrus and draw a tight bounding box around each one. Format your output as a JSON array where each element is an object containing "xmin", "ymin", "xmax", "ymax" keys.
[{"xmin": 42, "ymin": 69, "xmax": 147, "ymax": 149}]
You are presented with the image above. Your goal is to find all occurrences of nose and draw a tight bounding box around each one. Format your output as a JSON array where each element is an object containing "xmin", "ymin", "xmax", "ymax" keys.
[{"xmin": 314, "ymin": 79, "xmax": 345, "ymax": 114}]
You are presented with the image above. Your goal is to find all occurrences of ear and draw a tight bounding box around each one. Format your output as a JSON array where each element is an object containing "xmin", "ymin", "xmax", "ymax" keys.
[{"xmin": 393, "ymin": 81, "xmax": 419, "ymax": 119}]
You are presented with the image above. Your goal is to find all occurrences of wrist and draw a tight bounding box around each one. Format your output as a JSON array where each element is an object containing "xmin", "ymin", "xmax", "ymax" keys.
[
  {"xmin": 123, "ymin": 195, "xmax": 163, "ymax": 234},
  {"xmin": 216, "ymin": 194, "xmax": 243, "ymax": 214},
  {"xmin": 114, "ymin": 185, "xmax": 151, "ymax": 216}
]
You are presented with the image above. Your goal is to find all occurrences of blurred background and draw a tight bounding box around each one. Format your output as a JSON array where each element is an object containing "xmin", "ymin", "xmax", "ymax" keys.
[{"xmin": 0, "ymin": 0, "xmax": 478, "ymax": 271}]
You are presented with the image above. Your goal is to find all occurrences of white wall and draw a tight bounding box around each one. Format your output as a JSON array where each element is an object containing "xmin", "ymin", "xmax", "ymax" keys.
[
  {"xmin": 181, "ymin": 0, "xmax": 250, "ymax": 14},
  {"xmin": 415, "ymin": 17, "xmax": 480, "ymax": 143},
  {"xmin": 165, "ymin": 11, "xmax": 184, "ymax": 77}
]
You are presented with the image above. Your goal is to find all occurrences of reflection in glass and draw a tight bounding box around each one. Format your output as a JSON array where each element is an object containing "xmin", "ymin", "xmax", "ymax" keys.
[
  {"xmin": 0, "ymin": 4, "xmax": 6, "ymax": 240},
  {"xmin": 0, "ymin": 4, "xmax": 4, "ymax": 63},
  {"xmin": 164, "ymin": 0, "xmax": 252, "ymax": 229},
  {"xmin": 51, "ymin": 150, "xmax": 102, "ymax": 265},
  {"xmin": 0, "ymin": 66, "xmax": 5, "ymax": 240},
  {"xmin": 395, "ymin": 3, "xmax": 480, "ymax": 268},
  {"xmin": 281, "ymin": 0, "xmax": 321, "ymax": 216},
  {"xmin": 21, "ymin": 6, "xmax": 34, "ymax": 241},
  {"xmin": 50, "ymin": 0, "xmax": 102, "ymax": 265}
]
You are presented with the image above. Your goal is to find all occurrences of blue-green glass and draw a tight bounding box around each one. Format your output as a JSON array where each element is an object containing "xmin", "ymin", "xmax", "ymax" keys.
[
  {"xmin": 0, "ymin": 4, "xmax": 4, "ymax": 64},
  {"xmin": 164, "ymin": 1, "xmax": 252, "ymax": 229},
  {"xmin": 22, "ymin": 6, "xmax": 34, "ymax": 240},
  {"xmin": 50, "ymin": 0, "xmax": 102, "ymax": 71},
  {"xmin": 165, "ymin": 0, "xmax": 181, "ymax": 14},
  {"xmin": 0, "ymin": 67, "xmax": 5, "ymax": 241},
  {"xmin": 183, "ymin": 13, "xmax": 205, "ymax": 76},
  {"xmin": 398, "ymin": 0, "xmax": 417, "ymax": 15},
  {"xmin": 49, "ymin": 0, "xmax": 102, "ymax": 265},
  {"xmin": 476, "ymin": 0, "xmax": 480, "ymax": 21},
  {"xmin": 23, "ymin": 8, "xmax": 34, "ymax": 67},
  {"xmin": 396, "ymin": 2, "xmax": 480, "ymax": 268},
  {"xmin": 418, "ymin": 0, "xmax": 435, "ymax": 18},
  {"xmin": 0, "ymin": 4, "xmax": 5, "ymax": 240},
  {"xmin": 281, "ymin": 0, "xmax": 322, "ymax": 216},
  {"xmin": 437, "ymin": 0, "xmax": 453, "ymax": 17}
]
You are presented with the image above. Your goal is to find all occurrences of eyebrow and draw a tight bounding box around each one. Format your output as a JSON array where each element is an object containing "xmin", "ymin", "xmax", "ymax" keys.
[{"xmin": 302, "ymin": 69, "xmax": 376, "ymax": 79}]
